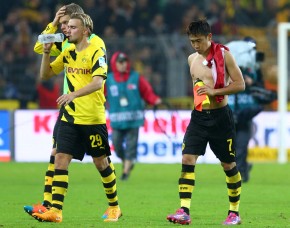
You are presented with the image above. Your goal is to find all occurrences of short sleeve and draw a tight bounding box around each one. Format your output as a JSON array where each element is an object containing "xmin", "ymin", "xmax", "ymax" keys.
[
  {"xmin": 92, "ymin": 48, "xmax": 108, "ymax": 79},
  {"xmin": 50, "ymin": 51, "xmax": 65, "ymax": 75}
]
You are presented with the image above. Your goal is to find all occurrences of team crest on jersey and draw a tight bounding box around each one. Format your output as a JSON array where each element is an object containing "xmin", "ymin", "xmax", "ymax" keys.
[
  {"xmin": 98, "ymin": 56, "xmax": 106, "ymax": 67},
  {"xmin": 82, "ymin": 57, "xmax": 87, "ymax": 63}
]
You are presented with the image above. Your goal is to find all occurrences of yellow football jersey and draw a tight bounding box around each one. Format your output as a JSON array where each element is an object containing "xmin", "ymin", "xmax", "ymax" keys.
[{"xmin": 50, "ymin": 43, "xmax": 108, "ymax": 125}]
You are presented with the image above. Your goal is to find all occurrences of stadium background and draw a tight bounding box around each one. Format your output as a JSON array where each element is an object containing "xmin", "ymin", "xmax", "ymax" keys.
[{"xmin": 0, "ymin": 0, "xmax": 290, "ymax": 163}]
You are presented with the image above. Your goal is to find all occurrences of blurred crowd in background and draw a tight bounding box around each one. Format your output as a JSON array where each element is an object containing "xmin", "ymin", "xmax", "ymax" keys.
[{"xmin": 0, "ymin": 0, "xmax": 289, "ymax": 109}]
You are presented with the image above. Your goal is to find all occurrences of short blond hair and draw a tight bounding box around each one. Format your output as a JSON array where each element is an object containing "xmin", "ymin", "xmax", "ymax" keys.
[
  {"xmin": 70, "ymin": 13, "xmax": 93, "ymax": 36},
  {"xmin": 64, "ymin": 3, "xmax": 84, "ymax": 16}
]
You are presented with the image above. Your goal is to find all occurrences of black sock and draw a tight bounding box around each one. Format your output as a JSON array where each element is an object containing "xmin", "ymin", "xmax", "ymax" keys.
[
  {"xmin": 181, "ymin": 207, "xmax": 189, "ymax": 215},
  {"xmin": 228, "ymin": 210, "xmax": 239, "ymax": 216}
]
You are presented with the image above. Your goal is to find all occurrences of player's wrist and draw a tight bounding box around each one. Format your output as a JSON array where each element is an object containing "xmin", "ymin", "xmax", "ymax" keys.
[{"xmin": 51, "ymin": 19, "xmax": 59, "ymax": 27}]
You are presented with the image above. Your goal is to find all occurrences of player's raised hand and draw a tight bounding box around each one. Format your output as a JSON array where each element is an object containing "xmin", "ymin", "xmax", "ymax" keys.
[
  {"xmin": 43, "ymin": 43, "xmax": 53, "ymax": 54},
  {"xmin": 52, "ymin": 6, "xmax": 66, "ymax": 27}
]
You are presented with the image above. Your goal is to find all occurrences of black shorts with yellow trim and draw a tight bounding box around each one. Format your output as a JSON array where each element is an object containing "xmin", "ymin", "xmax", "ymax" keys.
[
  {"xmin": 182, "ymin": 105, "xmax": 236, "ymax": 163},
  {"xmin": 56, "ymin": 120, "xmax": 111, "ymax": 161}
]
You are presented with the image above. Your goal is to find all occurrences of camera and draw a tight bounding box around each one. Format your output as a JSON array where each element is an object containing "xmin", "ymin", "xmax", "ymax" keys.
[
  {"xmin": 256, "ymin": 52, "xmax": 265, "ymax": 62},
  {"xmin": 249, "ymin": 86, "xmax": 277, "ymax": 104}
]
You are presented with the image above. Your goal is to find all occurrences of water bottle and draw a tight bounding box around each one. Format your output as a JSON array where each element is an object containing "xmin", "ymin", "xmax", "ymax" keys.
[
  {"xmin": 194, "ymin": 78, "xmax": 210, "ymax": 106},
  {"xmin": 38, "ymin": 33, "xmax": 64, "ymax": 44},
  {"xmin": 194, "ymin": 78, "xmax": 204, "ymax": 87}
]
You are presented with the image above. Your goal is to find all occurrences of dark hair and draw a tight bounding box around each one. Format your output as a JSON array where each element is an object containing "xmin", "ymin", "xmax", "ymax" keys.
[
  {"xmin": 186, "ymin": 18, "xmax": 211, "ymax": 36},
  {"xmin": 65, "ymin": 3, "xmax": 84, "ymax": 16}
]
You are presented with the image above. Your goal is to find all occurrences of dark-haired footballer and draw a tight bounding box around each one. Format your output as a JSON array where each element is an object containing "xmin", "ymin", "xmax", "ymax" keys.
[{"xmin": 167, "ymin": 18, "xmax": 245, "ymax": 226}]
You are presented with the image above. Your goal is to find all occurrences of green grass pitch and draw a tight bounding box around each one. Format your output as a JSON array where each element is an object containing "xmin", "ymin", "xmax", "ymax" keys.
[{"xmin": 0, "ymin": 162, "xmax": 289, "ymax": 227}]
